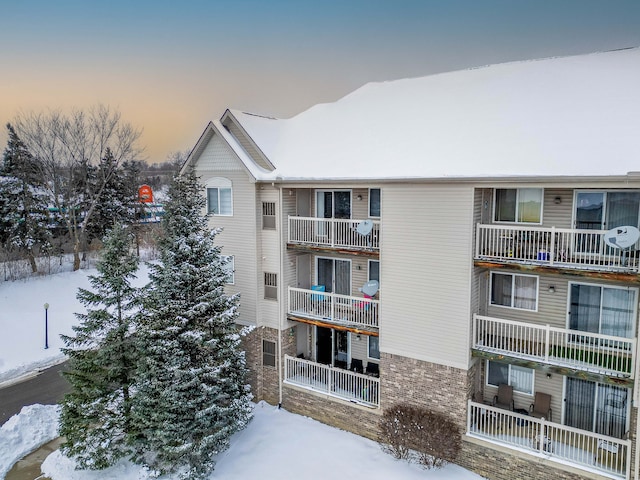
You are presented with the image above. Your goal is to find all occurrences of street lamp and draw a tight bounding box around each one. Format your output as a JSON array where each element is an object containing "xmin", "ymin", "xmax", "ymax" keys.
[{"xmin": 44, "ymin": 303, "xmax": 49, "ymax": 349}]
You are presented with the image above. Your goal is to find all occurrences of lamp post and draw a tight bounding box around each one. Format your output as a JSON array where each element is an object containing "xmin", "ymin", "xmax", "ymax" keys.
[{"xmin": 44, "ymin": 303, "xmax": 49, "ymax": 349}]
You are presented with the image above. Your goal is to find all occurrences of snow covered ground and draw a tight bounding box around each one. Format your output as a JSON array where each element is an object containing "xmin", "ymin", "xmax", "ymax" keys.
[{"xmin": 0, "ymin": 264, "xmax": 484, "ymax": 479}]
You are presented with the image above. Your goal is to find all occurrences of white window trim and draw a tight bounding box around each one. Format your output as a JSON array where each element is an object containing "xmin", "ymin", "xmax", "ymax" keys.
[
  {"xmin": 315, "ymin": 189, "xmax": 353, "ymax": 219},
  {"xmin": 571, "ymin": 189, "xmax": 640, "ymax": 230},
  {"xmin": 486, "ymin": 360, "xmax": 534, "ymax": 396},
  {"xmin": 489, "ymin": 271, "xmax": 539, "ymax": 312},
  {"xmin": 367, "ymin": 335, "xmax": 380, "ymax": 360},
  {"xmin": 565, "ymin": 280, "xmax": 638, "ymax": 338},
  {"xmin": 206, "ymin": 177, "xmax": 233, "ymax": 216},
  {"xmin": 222, "ymin": 255, "xmax": 235, "ymax": 285},
  {"xmin": 368, "ymin": 188, "xmax": 381, "ymax": 218},
  {"xmin": 315, "ymin": 256, "xmax": 352, "ymax": 296},
  {"xmin": 493, "ymin": 187, "xmax": 544, "ymax": 225}
]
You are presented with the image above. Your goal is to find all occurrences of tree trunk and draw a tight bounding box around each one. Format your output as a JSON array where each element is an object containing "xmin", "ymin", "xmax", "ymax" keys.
[
  {"xmin": 73, "ymin": 241, "xmax": 81, "ymax": 271},
  {"xmin": 28, "ymin": 250, "xmax": 38, "ymax": 273}
]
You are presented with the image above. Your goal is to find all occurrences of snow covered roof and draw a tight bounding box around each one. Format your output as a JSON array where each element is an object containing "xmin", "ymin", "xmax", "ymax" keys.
[{"xmin": 231, "ymin": 48, "xmax": 640, "ymax": 182}]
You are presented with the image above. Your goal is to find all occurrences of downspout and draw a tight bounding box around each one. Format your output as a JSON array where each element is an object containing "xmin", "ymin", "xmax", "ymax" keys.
[
  {"xmin": 276, "ymin": 182, "xmax": 284, "ymax": 408},
  {"xmin": 634, "ymin": 336, "xmax": 640, "ymax": 480}
]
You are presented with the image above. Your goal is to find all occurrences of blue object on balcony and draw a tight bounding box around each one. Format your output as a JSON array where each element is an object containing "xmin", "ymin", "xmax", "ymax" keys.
[
  {"xmin": 537, "ymin": 251, "xmax": 549, "ymax": 261},
  {"xmin": 311, "ymin": 285, "xmax": 326, "ymax": 301}
]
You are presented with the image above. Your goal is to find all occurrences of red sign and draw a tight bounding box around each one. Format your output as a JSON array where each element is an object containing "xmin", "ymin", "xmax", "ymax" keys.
[{"xmin": 138, "ymin": 185, "xmax": 153, "ymax": 203}]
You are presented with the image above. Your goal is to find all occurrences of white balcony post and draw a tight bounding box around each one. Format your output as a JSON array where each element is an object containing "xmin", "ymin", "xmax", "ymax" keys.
[
  {"xmin": 475, "ymin": 223, "xmax": 481, "ymax": 258},
  {"xmin": 544, "ymin": 324, "xmax": 550, "ymax": 363},
  {"xmin": 549, "ymin": 226, "xmax": 555, "ymax": 266}
]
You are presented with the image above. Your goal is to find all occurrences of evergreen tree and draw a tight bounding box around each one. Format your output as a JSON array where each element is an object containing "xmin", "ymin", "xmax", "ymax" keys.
[
  {"xmin": 0, "ymin": 123, "xmax": 51, "ymax": 271},
  {"xmin": 86, "ymin": 150, "xmax": 141, "ymax": 242},
  {"xmin": 131, "ymin": 167, "xmax": 252, "ymax": 479},
  {"xmin": 59, "ymin": 223, "xmax": 140, "ymax": 469}
]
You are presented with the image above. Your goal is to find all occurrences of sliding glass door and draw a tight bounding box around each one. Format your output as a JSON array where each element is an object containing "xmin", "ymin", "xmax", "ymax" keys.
[
  {"xmin": 317, "ymin": 258, "xmax": 351, "ymax": 295},
  {"xmin": 569, "ymin": 283, "xmax": 636, "ymax": 339},
  {"xmin": 565, "ymin": 378, "xmax": 628, "ymax": 438}
]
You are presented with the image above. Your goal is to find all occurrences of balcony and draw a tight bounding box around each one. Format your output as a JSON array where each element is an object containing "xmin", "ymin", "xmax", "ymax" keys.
[
  {"xmin": 467, "ymin": 401, "xmax": 631, "ymax": 479},
  {"xmin": 288, "ymin": 216, "xmax": 380, "ymax": 254},
  {"xmin": 475, "ymin": 224, "xmax": 639, "ymax": 273},
  {"xmin": 288, "ymin": 287, "xmax": 379, "ymax": 332},
  {"xmin": 472, "ymin": 314, "xmax": 636, "ymax": 380},
  {"xmin": 284, "ymin": 355, "xmax": 380, "ymax": 408}
]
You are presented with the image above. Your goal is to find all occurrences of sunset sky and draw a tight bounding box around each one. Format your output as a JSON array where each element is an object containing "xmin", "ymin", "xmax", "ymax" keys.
[{"xmin": 1, "ymin": 0, "xmax": 639, "ymax": 163}]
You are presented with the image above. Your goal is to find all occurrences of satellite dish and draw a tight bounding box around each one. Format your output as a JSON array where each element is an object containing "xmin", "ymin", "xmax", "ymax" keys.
[
  {"xmin": 361, "ymin": 280, "xmax": 379, "ymax": 297},
  {"xmin": 604, "ymin": 226, "xmax": 640, "ymax": 249},
  {"xmin": 356, "ymin": 219, "xmax": 374, "ymax": 236}
]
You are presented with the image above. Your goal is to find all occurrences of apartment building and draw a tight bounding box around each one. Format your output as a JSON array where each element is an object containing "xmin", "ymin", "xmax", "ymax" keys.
[{"xmin": 182, "ymin": 47, "xmax": 640, "ymax": 479}]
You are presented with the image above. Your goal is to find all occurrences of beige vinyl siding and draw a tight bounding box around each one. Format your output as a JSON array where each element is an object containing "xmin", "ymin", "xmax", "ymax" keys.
[
  {"xmin": 258, "ymin": 188, "xmax": 281, "ymax": 329},
  {"xmin": 381, "ymin": 184, "xmax": 474, "ymax": 370},
  {"xmin": 194, "ymin": 132, "xmax": 258, "ymax": 327},
  {"xmin": 542, "ymin": 188, "xmax": 573, "ymax": 228},
  {"xmin": 282, "ymin": 188, "xmax": 299, "ymax": 328}
]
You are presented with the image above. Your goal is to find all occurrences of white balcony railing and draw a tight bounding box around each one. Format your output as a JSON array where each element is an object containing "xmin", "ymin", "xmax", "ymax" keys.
[
  {"xmin": 468, "ymin": 401, "xmax": 631, "ymax": 479},
  {"xmin": 284, "ymin": 355, "xmax": 380, "ymax": 408},
  {"xmin": 472, "ymin": 314, "xmax": 636, "ymax": 378},
  {"xmin": 289, "ymin": 216, "xmax": 380, "ymax": 251},
  {"xmin": 288, "ymin": 287, "xmax": 379, "ymax": 329},
  {"xmin": 476, "ymin": 224, "xmax": 639, "ymax": 272}
]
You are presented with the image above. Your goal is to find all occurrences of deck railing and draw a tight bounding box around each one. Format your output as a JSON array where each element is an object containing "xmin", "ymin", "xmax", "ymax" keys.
[
  {"xmin": 475, "ymin": 224, "xmax": 639, "ymax": 272},
  {"xmin": 284, "ymin": 355, "xmax": 380, "ymax": 408},
  {"xmin": 472, "ymin": 314, "xmax": 636, "ymax": 378},
  {"xmin": 288, "ymin": 287, "xmax": 379, "ymax": 329},
  {"xmin": 467, "ymin": 401, "xmax": 631, "ymax": 479},
  {"xmin": 288, "ymin": 216, "xmax": 380, "ymax": 251}
]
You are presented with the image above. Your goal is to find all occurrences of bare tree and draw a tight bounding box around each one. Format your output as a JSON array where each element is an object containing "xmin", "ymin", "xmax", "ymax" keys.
[{"xmin": 13, "ymin": 105, "xmax": 144, "ymax": 270}]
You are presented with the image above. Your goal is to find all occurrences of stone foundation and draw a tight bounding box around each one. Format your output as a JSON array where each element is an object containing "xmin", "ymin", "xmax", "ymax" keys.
[
  {"xmin": 459, "ymin": 438, "xmax": 605, "ymax": 480},
  {"xmin": 282, "ymin": 385, "xmax": 382, "ymax": 441}
]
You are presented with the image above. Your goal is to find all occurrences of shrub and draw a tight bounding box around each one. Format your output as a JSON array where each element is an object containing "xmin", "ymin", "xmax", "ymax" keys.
[{"xmin": 379, "ymin": 403, "xmax": 461, "ymax": 469}]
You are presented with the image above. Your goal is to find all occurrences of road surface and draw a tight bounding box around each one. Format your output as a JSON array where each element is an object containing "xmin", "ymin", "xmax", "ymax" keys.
[{"xmin": 0, "ymin": 362, "xmax": 70, "ymax": 425}]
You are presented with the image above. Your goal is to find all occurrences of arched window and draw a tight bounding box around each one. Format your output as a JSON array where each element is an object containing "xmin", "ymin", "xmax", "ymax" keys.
[{"xmin": 206, "ymin": 177, "xmax": 232, "ymax": 216}]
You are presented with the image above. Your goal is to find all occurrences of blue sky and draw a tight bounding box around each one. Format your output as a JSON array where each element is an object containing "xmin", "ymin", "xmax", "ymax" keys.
[{"xmin": 1, "ymin": 0, "xmax": 638, "ymax": 162}]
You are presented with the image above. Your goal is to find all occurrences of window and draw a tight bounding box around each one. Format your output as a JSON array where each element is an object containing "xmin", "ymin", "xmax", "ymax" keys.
[
  {"xmin": 264, "ymin": 272, "xmax": 277, "ymax": 300},
  {"xmin": 316, "ymin": 190, "xmax": 351, "ymax": 219},
  {"xmin": 262, "ymin": 339, "xmax": 276, "ymax": 367},
  {"xmin": 206, "ymin": 177, "xmax": 232, "ymax": 215},
  {"xmin": 486, "ymin": 361, "xmax": 534, "ymax": 395},
  {"xmin": 368, "ymin": 336, "xmax": 380, "ymax": 360},
  {"xmin": 262, "ymin": 202, "xmax": 276, "ymax": 229},
  {"xmin": 369, "ymin": 188, "xmax": 381, "ymax": 217},
  {"xmin": 368, "ymin": 260, "xmax": 380, "ymax": 283},
  {"xmin": 575, "ymin": 191, "xmax": 640, "ymax": 231},
  {"xmin": 490, "ymin": 272, "xmax": 538, "ymax": 311},
  {"xmin": 221, "ymin": 255, "xmax": 234, "ymax": 284},
  {"xmin": 494, "ymin": 188, "xmax": 542, "ymax": 223},
  {"xmin": 569, "ymin": 283, "xmax": 636, "ymax": 339}
]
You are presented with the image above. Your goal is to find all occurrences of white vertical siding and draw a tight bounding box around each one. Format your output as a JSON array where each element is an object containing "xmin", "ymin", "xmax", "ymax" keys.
[{"xmin": 381, "ymin": 184, "xmax": 474, "ymax": 370}]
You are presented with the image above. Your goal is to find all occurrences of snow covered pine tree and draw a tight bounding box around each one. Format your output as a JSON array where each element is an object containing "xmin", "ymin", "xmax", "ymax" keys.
[
  {"xmin": 131, "ymin": 167, "xmax": 252, "ymax": 479},
  {"xmin": 59, "ymin": 223, "xmax": 140, "ymax": 469}
]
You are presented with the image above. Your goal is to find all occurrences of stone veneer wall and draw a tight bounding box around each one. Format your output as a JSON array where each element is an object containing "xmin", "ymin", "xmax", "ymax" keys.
[{"xmin": 381, "ymin": 352, "xmax": 472, "ymax": 431}]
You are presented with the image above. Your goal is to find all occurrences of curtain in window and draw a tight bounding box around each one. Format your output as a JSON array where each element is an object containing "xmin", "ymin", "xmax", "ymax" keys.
[
  {"xmin": 335, "ymin": 260, "xmax": 351, "ymax": 296},
  {"xmin": 487, "ymin": 361, "xmax": 508, "ymax": 386},
  {"xmin": 495, "ymin": 189, "xmax": 516, "ymax": 222},
  {"xmin": 601, "ymin": 288, "xmax": 635, "ymax": 338},
  {"xmin": 517, "ymin": 188, "xmax": 542, "ymax": 223},
  {"xmin": 595, "ymin": 385, "xmax": 628, "ymax": 438},
  {"xmin": 219, "ymin": 188, "xmax": 232, "ymax": 214},
  {"xmin": 513, "ymin": 276, "xmax": 537, "ymax": 310},
  {"xmin": 566, "ymin": 378, "xmax": 596, "ymax": 432},
  {"xmin": 207, "ymin": 188, "xmax": 219, "ymax": 214},
  {"xmin": 569, "ymin": 284, "xmax": 601, "ymax": 334},
  {"xmin": 607, "ymin": 192, "xmax": 640, "ymax": 229},
  {"xmin": 491, "ymin": 273, "xmax": 512, "ymax": 306},
  {"xmin": 509, "ymin": 365, "xmax": 533, "ymax": 395}
]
